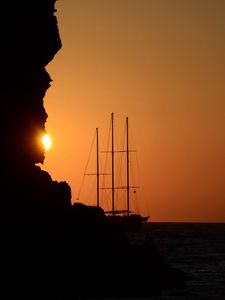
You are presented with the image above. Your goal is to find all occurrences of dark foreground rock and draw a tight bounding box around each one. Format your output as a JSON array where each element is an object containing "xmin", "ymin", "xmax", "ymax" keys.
[
  {"xmin": 0, "ymin": 1, "xmax": 187, "ymax": 298},
  {"xmin": 1, "ymin": 202, "xmax": 187, "ymax": 298}
]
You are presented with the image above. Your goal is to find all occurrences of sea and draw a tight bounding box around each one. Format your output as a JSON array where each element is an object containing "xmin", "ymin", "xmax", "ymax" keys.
[
  {"xmin": 130, "ymin": 222, "xmax": 225, "ymax": 300},
  {"xmin": 82, "ymin": 222, "xmax": 225, "ymax": 300}
]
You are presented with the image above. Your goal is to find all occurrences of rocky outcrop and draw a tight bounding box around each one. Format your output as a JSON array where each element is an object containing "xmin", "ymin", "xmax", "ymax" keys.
[
  {"xmin": 1, "ymin": 0, "xmax": 60, "ymax": 167},
  {"xmin": 1, "ymin": 0, "xmax": 70, "ymax": 217}
]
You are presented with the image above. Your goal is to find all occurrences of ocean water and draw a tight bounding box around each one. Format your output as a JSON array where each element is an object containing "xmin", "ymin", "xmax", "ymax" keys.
[{"xmin": 139, "ymin": 222, "xmax": 225, "ymax": 300}]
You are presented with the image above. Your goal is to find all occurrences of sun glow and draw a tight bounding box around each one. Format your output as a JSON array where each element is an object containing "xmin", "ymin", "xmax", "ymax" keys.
[{"xmin": 42, "ymin": 134, "xmax": 52, "ymax": 151}]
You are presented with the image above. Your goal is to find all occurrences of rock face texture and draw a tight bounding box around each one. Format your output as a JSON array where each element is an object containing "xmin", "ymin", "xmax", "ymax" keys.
[
  {"xmin": 0, "ymin": 1, "xmax": 187, "ymax": 298},
  {"xmin": 2, "ymin": 0, "xmax": 61, "ymax": 165},
  {"xmin": 1, "ymin": 0, "xmax": 71, "ymax": 219}
]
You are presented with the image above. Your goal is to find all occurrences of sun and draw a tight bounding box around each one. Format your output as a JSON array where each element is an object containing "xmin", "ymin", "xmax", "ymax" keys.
[{"xmin": 42, "ymin": 134, "xmax": 52, "ymax": 151}]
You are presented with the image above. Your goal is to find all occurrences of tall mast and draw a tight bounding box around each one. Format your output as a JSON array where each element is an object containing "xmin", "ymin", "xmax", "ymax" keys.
[
  {"xmin": 111, "ymin": 112, "xmax": 115, "ymax": 215},
  {"xmin": 96, "ymin": 127, "xmax": 99, "ymax": 207},
  {"xmin": 126, "ymin": 117, "xmax": 130, "ymax": 216}
]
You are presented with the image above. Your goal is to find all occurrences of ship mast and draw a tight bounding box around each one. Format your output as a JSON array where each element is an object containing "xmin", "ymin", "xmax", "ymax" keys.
[
  {"xmin": 111, "ymin": 113, "xmax": 131, "ymax": 216},
  {"xmin": 111, "ymin": 112, "xmax": 115, "ymax": 216},
  {"xmin": 100, "ymin": 112, "xmax": 137, "ymax": 216},
  {"xmin": 96, "ymin": 127, "xmax": 99, "ymax": 207},
  {"xmin": 126, "ymin": 117, "xmax": 130, "ymax": 216}
]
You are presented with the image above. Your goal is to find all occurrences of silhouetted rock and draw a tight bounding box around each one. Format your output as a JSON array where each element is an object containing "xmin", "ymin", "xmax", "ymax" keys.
[
  {"xmin": 0, "ymin": 0, "xmax": 68, "ymax": 214},
  {"xmin": 0, "ymin": 1, "xmax": 187, "ymax": 298},
  {"xmin": 1, "ymin": 0, "xmax": 61, "ymax": 167}
]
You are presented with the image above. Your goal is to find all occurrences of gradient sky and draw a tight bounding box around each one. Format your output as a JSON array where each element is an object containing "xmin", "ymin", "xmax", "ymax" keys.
[{"xmin": 42, "ymin": 0, "xmax": 225, "ymax": 222}]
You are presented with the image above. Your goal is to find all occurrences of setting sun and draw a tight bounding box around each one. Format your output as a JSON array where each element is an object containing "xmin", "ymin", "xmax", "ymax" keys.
[{"xmin": 42, "ymin": 134, "xmax": 52, "ymax": 151}]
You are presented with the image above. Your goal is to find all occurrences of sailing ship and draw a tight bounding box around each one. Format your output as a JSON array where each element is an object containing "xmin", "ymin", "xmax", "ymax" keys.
[{"xmin": 77, "ymin": 112, "xmax": 149, "ymax": 231}]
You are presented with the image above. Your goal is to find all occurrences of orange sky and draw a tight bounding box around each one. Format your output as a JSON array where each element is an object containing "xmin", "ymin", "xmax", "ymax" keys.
[{"xmin": 42, "ymin": 0, "xmax": 225, "ymax": 222}]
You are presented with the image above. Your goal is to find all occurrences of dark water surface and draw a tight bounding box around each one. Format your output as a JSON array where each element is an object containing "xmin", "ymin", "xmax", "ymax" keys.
[{"xmin": 139, "ymin": 222, "xmax": 225, "ymax": 299}]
